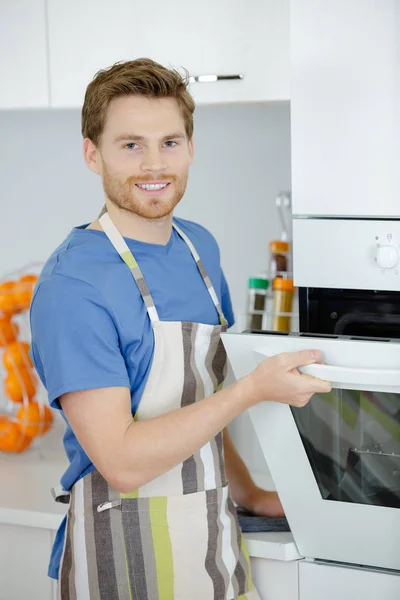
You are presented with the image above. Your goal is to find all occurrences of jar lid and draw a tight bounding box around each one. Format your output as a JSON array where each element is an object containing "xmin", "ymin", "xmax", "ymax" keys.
[
  {"xmin": 273, "ymin": 277, "xmax": 295, "ymax": 291},
  {"xmin": 248, "ymin": 277, "xmax": 269, "ymax": 290},
  {"xmin": 270, "ymin": 240, "xmax": 289, "ymax": 253}
]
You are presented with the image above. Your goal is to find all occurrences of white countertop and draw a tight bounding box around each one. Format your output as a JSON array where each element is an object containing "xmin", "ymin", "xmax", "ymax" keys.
[
  {"xmin": 0, "ymin": 429, "xmax": 302, "ymax": 562},
  {"xmin": 0, "ymin": 441, "xmax": 68, "ymax": 530}
]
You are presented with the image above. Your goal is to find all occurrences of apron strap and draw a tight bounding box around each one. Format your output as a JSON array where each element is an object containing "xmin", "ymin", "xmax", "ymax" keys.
[
  {"xmin": 99, "ymin": 212, "xmax": 160, "ymax": 323},
  {"xmin": 172, "ymin": 222, "xmax": 228, "ymax": 327},
  {"xmin": 99, "ymin": 212, "xmax": 228, "ymax": 327}
]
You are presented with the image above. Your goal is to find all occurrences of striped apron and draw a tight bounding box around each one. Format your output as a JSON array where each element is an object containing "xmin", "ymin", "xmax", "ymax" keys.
[{"xmin": 58, "ymin": 212, "xmax": 260, "ymax": 600}]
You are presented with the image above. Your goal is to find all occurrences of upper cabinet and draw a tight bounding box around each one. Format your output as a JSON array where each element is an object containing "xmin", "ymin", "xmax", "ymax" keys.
[
  {"xmin": 46, "ymin": 0, "xmax": 289, "ymax": 107},
  {"xmin": 291, "ymin": 0, "xmax": 400, "ymax": 218},
  {"xmin": 0, "ymin": 0, "xmax": 49, "ymax": 108}
]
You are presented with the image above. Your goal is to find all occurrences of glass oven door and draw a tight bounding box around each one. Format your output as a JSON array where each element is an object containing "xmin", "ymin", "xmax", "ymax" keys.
[{"xmin": 222, "ymin": 331, "xmax": 400, "ymax": 571}]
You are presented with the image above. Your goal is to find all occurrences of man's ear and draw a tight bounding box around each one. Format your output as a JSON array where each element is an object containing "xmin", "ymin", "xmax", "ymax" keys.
[{"xmin": 83, "ymin": 138, "xmax": 102, "ymax": 174}]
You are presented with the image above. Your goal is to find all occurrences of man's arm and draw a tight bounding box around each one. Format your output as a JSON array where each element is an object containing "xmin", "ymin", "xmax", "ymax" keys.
[
  {"xmin": 60, "ymin": 350, "xmax": 330, "ymax": 493},
  {"xmin": 223, "ymin": 429, "xmax": 284, "ymax": 517}
]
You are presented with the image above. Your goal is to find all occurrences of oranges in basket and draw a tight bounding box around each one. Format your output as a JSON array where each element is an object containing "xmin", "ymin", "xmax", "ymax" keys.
[
  {"xmin": 0, "ymin": 273, "xmax": 38, "ymax": 317},
  {"xmin": 0, "ymin": 417, "xmax": 33, "ymax": 453},
  {"xmin": 16, "ymin": 402, "xmax": 53, "ymax": 438},
  {"xmin": 0, "ymin": 270, "xmax": 54, "ymax": 454}
]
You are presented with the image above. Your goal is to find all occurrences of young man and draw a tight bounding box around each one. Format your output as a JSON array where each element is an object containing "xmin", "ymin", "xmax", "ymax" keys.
[{"xmin": 30, "ymin": 58, "xmax": 331, "ymax": 600}]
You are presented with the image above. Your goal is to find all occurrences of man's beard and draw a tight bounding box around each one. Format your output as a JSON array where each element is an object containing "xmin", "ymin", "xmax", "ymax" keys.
[{"xmin": 102, "ymin": 161, "xmax": 188, "ymax": 220}]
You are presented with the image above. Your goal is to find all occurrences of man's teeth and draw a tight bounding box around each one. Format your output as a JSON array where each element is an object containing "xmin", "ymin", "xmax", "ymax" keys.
[{"xmin": 137, "ymin": 183, "xmax": 168, "ymax": 191}]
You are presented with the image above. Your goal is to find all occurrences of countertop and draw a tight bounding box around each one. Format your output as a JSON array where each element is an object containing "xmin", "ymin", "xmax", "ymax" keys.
[{"xmin": 0, "ymin": 429, "xmax": 302, "ymax": 563}]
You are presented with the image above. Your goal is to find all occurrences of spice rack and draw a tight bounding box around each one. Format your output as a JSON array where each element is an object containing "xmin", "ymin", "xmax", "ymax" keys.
[{"xmin": 245, "ymin": 285, "xmax": 299, "ymax": 333}]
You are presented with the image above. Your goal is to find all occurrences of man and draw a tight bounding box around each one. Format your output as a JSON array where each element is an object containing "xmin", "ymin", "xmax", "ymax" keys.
[{"xmin": 30, "ymin": 58, "xmax": 331, "ymax": 600}]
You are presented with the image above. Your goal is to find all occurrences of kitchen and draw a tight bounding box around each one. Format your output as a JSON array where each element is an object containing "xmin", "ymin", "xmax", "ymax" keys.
[{"xmin": 0, "ymin": 1, "xmax": 399, "ymax": 599}]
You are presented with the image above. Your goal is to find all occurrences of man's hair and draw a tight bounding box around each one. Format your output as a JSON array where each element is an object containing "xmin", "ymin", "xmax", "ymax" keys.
[{"xmin": 82, "ymin": 58, "xmax": 195, "ymax": 145}]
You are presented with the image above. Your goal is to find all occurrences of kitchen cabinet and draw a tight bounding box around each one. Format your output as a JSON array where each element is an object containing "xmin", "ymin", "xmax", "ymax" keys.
[
  {"xmin": 47, "ymin": 0, "xmax": 289, "ymax": 107},
  {"xmin": 299, "ymin": 561, "xmax": 400, "ymax": 600},
  {"xmin": 291, "ymin": 0, "xmax": 400, "ymax": 218},
  {"xmin": 251, "ymin": 556, "xmax": 300, "ymax": 600},
  {"xmin": 0, "ymin": 523, "xmax": 54, "ymax": 600},
  {"xmin": 0, "ymin": 0, "xmax": 49, "ymax": 108}
]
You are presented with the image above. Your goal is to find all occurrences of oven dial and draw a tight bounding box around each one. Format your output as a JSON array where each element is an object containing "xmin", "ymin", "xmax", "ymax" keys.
[{"xmin": 376, "ymin": 245, "xmax": 399, "ymax": 269}]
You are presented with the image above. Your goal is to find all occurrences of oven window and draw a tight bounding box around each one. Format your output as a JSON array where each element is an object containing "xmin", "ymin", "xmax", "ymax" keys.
[{"xmin": 291, "ymin": 389, "xmax": 400, "ymax": 508}]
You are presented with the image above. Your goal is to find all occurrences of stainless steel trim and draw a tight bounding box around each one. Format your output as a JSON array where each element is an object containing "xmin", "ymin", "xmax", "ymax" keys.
[{"xmin": 189, "ymin": 74, "xmax": 244, "ymax": 83}]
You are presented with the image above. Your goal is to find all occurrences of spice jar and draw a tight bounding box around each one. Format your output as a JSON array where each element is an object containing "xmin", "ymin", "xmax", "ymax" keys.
[
  {"xmin": 272, "ymin": 278, "xmax": 295, "ymax": 332},
  {"xmin": 268, "ymin": 241, "xmax": 290, "ymax": 282},
  {"xmin": 246, "ymin": 277, "xmax": 269, "ymax": 331}
]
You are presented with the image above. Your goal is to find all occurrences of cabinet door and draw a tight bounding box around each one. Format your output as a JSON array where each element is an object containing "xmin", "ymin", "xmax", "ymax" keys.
[
  {"xmin": 0, "ymin": 524, "xmax": 53, "ymax": 600},
  {"xmin": 299, "ymin": 561, "xmax": 400, "ymax": 600},
  {"xmin": 47, "ymin": 0, "xmax": 289, "ymax": 107},
  {"xmin": 251, "ymin": 557, "xmax": 299, "ymax": 600},
  {"xmin": 47, "ymin": 0, "xmax": 135, "ymax": 107},
  {"xmin": 291, "ymin": 0, "xmax": 400, "ymax": 217},
  {"xmin": 131, "ymin": 0, "xmax": 289, "ymax": 105},
  {"xmin": 0, "ymin": 0, "xmax": 49, "ymax": 108}
]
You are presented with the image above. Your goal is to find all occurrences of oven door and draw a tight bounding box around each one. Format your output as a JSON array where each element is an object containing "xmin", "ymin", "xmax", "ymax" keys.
[{"xmin": 222, "ymin": 331, "xmax": 400, "ymax": 571}]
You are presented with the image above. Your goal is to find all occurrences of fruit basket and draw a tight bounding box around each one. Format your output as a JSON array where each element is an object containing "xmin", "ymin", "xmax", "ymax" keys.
[{"xmin": 0, "ymin": 264, "xmax": 53, "ymax": 454}]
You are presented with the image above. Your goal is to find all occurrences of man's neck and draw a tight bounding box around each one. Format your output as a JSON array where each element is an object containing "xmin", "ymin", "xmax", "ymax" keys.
[{"xmin": 88, "ymin": 201, "xmax": 173, "ymax": 245}]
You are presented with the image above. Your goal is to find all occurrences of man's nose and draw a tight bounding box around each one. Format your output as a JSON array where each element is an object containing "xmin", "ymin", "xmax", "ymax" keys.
[{"xmin": 140, "ymin": 147, "xmax": 167, "ymax": 173}]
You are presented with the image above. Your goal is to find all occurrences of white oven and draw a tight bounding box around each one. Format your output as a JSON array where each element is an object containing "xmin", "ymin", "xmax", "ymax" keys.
[{"xmin": 222, "ymin": 331, "xmax": 400, "ymax": 572}]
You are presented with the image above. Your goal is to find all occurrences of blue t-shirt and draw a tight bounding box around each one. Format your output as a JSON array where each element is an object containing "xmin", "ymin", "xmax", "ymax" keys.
[{"xmin": 30, "ymin": 216, "xmax": 234, "ymax": 579}]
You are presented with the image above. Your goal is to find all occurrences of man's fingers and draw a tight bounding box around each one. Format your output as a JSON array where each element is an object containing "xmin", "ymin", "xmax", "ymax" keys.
[
  {"xmin": 282, "ymin": 349, "xmax": 322, "ymax": 370},
  {"xmin": 299, "ymin": 373, "xmax": 332, "ymax": 394}
]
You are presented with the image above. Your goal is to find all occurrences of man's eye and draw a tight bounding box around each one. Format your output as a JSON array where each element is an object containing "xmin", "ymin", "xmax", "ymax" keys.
[
  {"xmin": 125, "ymin": 143, "xmax": 138, "ymax": 150},
  {"xmin": 164, "ymin": 140, "xmax": 178, "ymax": 147}
]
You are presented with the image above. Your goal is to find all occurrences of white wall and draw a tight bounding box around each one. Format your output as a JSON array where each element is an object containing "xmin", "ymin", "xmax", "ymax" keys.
[{"xmin": 0, "ymin": 103, "xmax": 291, "ymax": 320}]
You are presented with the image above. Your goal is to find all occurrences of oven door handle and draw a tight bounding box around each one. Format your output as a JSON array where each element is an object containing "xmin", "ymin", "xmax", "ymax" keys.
[
  {"xmin": 254, "ymin": 349, "xmax": 400, "ymax": 387},
  {"xmin": 298, "ymin": 363, "xmax": 400, "ymax": 387}
]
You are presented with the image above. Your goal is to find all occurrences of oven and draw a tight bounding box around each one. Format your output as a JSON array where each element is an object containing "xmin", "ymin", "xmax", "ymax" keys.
[{"xmin": 222, "ymin": 330, "xmax": 400, "ymax": 572}]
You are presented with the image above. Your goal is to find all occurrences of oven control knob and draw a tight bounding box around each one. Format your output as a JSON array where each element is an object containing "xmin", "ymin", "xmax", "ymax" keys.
[{"xmin": 376, "ymin": 245, "xmax": 399, "ymax": 269}]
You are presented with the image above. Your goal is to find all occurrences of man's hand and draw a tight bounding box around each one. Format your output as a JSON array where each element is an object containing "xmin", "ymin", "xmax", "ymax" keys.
[
  {"xmin": 242, "ymin": 349, "xmax": 332, "ymax": 408},
  {"xmin": 223, "ymin": 429, "xmax": 285, "ymax": 517},
  {"xmin": 243, "ymin": 487, "xmax": 285, "ymax": 518}
]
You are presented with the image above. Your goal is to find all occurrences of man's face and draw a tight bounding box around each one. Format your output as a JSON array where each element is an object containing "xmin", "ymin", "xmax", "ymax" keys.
[{"xmin": 88, "ymin": 95, "xmax": 194, "ymax": 220}]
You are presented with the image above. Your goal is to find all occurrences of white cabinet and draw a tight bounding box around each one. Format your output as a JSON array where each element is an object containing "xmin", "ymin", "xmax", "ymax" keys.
[
  {"xmin": 251, "ymin": 557, "xmax": 299, "ymax": 600},
  {"xmin": 0, "ymin": 0, "xmax": 49, "ymax": 108},
  {"xmin": 299, "ymin": 561, "xmax": 400, "ymax": 600},
  {"xmin": 47, "ymin": 0, "xmax": 289, "ymax": 107},
  {"xmin": 0, "ymin": 523, "xmax": 53, "ymax": 600},
  {"xmin": 291, "ymin": 0, "xmax": 400, "ymax": 217}
]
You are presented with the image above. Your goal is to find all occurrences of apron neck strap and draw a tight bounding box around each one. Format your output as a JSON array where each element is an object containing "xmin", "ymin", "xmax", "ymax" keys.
[
  {"xmin": 172, "ymin": 222, "xmax": 228, "ymax": 327},
  {"xmin": 99, "ymin": 212, "xmax": 160, "ymax": 323},
  {"xmin": 99, "ymin": 212, "xmax": 228, "ymax": 327}
]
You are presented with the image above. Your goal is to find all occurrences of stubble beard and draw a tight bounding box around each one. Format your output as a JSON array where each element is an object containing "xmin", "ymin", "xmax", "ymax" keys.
[{"xmin": 102, "ymin": 162, "xmax": 188, "ymax": 220}]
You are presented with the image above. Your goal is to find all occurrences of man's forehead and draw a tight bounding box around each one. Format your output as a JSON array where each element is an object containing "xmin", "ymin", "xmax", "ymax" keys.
[{"xmin": 104, "ymin": 95, "xmax": 185, "ymax": 135}]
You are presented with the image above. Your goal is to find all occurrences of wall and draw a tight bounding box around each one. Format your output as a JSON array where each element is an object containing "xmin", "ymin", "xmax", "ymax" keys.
[{"xmin": 0, "ymin": 102, "xmax": 291, "ymax": 323}]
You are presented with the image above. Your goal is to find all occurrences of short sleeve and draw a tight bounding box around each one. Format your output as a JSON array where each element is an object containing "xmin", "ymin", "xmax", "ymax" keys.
[
  {"xmin": 30, "ymin": 275, "xmax": 130, "ymax": 409},
  {"xmin": 221, "ymin": 270, "xmax": 235, "ymax": 328}
]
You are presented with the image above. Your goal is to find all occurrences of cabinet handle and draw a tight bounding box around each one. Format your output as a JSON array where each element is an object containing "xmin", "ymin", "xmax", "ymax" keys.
[{"xmin": 189, "ymin": 74, "xmax": 244, "ymax": 83}]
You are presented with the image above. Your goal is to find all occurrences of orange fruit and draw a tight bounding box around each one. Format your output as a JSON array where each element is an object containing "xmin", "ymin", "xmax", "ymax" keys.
[
  {"xmin": 16, "ymin": 402, "xmax": 53, "ymax": 438},
  {"xmin": 0, "ymin": 318, "xmax": 19, "ymax": 347},
  {"xmin": 0, "ymin": 281, "xmax": 17, "ymax": 316},
  {"xmin": 3, "ymin": 341, "xmax": 33, "ymax": 371},
  {"xmin": 13, "ymin": 274, "xmax": 38, "ymax": 312},
  {"xmin": 4, "ymin": 367, "xmax": 37, "ymax": 403},
  {"xmin": 0, "ymin": 418, "xmax": 33, "ymax": 453}
]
